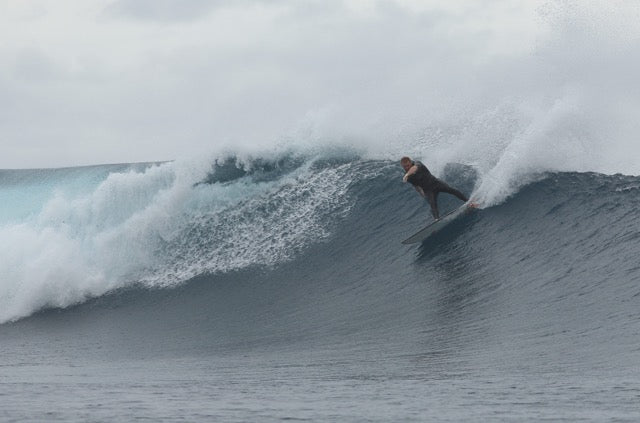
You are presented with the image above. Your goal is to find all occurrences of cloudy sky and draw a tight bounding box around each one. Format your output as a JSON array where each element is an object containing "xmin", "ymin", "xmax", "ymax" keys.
[{"xmin": 1, "ymin": 0, "xmax": 636, "ymax": 169}]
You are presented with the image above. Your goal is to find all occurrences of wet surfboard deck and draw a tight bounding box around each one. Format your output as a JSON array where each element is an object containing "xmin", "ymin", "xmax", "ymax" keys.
[{"xmin": 401, "ymin": 203, "xmax": 474, "ymax": 244}]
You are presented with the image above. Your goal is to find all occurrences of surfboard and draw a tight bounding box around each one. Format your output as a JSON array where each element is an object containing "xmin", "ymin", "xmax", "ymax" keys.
[{"xmin": 401, "ymin": 203, "xmax": 474, "ymax": 244}]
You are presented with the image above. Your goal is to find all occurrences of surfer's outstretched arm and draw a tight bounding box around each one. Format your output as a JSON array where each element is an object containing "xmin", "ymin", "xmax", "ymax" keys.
[{"xmin": 402, "ymin": 165, "xmax": 418, "ymax": 183}]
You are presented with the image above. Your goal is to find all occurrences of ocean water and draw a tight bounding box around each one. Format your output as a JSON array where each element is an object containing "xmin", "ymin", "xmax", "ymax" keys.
[{"xmin": 1, "ymin": 154, "xmax": 640, "ymax": 421}]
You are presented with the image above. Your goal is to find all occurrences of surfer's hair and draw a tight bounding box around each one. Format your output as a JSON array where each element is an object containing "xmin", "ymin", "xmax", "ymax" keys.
[{"xmin": 400, "ymin": 157, "xmax": 413, "ymax": 165}]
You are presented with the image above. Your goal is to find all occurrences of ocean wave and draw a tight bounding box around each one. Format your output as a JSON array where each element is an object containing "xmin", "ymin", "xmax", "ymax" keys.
[{"xmin": 1, "ymin": 147, "xmax": 639, "ymax": 324}]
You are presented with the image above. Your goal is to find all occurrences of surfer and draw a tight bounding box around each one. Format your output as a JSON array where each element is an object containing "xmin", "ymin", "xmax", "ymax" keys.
[{"xmin": 400, "ymin": 156, "xmax": 470, "ymax": 220}]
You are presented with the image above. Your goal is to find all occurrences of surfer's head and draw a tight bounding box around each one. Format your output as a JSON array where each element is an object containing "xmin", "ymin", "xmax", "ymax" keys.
[{"xmin": 400, "ymin": 156, "xmax": 414, "ymax": 172}]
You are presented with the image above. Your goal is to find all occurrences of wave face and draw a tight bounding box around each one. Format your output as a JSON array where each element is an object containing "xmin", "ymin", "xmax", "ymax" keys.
[{"xmin": 2, "ymin": 152, "xmax": 640, "ymax": 364}]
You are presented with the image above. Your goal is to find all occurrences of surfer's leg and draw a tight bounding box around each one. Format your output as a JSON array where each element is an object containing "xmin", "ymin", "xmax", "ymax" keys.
[
  {"xmin": 436, "ymin": 182, "xmax": 468, "ymax": 203},
  {"xmin": 426, "ymin": 190, "xmax": 439, "ymax": 219}
]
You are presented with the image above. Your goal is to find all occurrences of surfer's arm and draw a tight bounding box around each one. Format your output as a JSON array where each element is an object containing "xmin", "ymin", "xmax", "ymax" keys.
[
  {"xmin": 402, "ymin": 165, "xmax": 418, "ymax": 183},
  {"xmin": 414, "ymin": 186, "xmax": 426, "ymax": 198}
]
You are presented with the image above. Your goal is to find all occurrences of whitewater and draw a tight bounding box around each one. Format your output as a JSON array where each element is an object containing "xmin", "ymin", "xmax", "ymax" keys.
[{"xmin": 2, "ymin": 1, "xmax": 640, "ymax": 421}]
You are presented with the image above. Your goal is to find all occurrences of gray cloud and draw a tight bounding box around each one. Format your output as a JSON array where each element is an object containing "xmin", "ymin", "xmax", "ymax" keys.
[
  {"xmin": 103, "ymin": 0, "xmax": 222, "ymax": 22},
  {"xmin": 2, "ymin": 0, "xmax": 638, "ymax": 169}
]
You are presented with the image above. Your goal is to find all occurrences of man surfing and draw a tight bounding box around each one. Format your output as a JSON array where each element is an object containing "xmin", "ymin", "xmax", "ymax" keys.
[{"xmin": 400, "ymin": 156, "xmax": 474, "ymax": 220}]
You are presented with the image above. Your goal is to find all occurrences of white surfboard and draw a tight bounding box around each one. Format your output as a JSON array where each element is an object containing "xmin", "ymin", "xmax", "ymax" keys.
[{"xmin": 401, "ymin": 203, "xmax": 474, "ymax": 244}]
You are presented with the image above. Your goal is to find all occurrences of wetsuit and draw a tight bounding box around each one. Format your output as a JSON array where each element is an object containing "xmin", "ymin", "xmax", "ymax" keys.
[{"xmin": 406, "ymin": 161, "xmax": 468, "ymax": 219}]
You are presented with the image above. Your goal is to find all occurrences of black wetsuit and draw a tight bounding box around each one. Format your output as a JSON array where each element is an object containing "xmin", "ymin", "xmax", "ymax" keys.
[{"xmin": 406, "ymin": 161, "xmax": 468, "ymax": 219}]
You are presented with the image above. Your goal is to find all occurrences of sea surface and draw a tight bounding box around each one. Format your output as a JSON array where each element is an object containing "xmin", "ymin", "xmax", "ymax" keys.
[{"xmin": 1, "ymin": 155, "xmax": 640, "ymax": 421}]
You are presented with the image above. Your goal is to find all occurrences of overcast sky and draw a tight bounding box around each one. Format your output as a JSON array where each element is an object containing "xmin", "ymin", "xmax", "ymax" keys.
[{"xmin": 1, "ymin": 0, "xmax": 632, "ymax": 169}]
